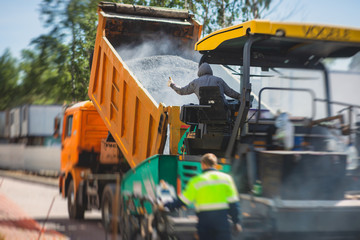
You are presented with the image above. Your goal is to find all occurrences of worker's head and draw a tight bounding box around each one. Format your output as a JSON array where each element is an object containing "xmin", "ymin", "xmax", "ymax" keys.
[
  {"xmin": 198, "ymin": 62, "xmax": 213, "ymax": 77},
  {"xmin": 201, "ymin": 153, "xmax": 218, "ymax": 170}
]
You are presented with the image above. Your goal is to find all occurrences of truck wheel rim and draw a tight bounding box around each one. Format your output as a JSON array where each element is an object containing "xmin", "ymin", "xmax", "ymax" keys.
[
  {"xmin": 70, "ymin": 192, "xmax": 75, "ymax": 205},
  {"xmin": 104, "ymin": 200, "xmax": 112, "ymax": 227}
]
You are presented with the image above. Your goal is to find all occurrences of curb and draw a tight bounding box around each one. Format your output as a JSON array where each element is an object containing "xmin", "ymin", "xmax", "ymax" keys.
[{"xmin": 0, "ymin": 170, "xmax": 58, "ymax": 188}]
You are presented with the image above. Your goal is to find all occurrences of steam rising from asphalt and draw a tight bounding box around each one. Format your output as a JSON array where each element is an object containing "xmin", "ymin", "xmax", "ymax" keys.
[
  {"xmin": 116, "ymin": 38, "xmax": 201, "ymax": 154},
  {"xmin": 118, "ymin": 37, "xmax": 199, "ymax": 63},
  {"xmin": 117, "ymin": 38, "xmax": 200, "ymax": 106},
  {"xmin": 126, "ymin": 55, "xmax": 198, "ymax": 106}
]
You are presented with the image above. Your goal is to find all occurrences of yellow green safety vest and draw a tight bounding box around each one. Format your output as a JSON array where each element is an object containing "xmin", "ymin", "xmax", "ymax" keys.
[{"xmin": 179, "ymin": 170, "xmax": 239, "ymax": 212}]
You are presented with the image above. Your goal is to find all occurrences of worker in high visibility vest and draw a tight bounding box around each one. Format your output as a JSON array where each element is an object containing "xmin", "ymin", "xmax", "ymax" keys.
[{"xmin": 164, "ymin": 153, "xmax": 242, "ymax": 240}]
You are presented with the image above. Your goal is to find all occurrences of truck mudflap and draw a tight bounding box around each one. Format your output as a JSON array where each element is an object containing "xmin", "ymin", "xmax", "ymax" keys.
[
  {"xmin": 169, "ymin": 217, "xmax": 197, "ymax": 236},
  {"xmin": 240, "ymin": 194, "xmax": 360, "ymax": 239}
]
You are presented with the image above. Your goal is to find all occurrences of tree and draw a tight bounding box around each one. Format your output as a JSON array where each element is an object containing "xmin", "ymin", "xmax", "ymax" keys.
[
  {"xmin": 186, "ymin": 0, "xmax": 242, "ymax": 35},
  {"xmin": 241, "ymin": 0, "xmax": 272, "ymax": 21},
  {"xmin": 121, "ymin": 0, "xmax": 274, "ymax": 34},
  {"xmin": 20, "ymin": 36, "xmax": 72, "ymax": 104},
  {"xmin": 30, "ymin": 0, "xmax": 101, "ymax": 102},
  {"xmin": 187, "ymin": 0, "xmax": 273, "ymax": 35},
  {"xmin": 21, "ymin": 0, "xmax": 274, "ymax": 106},
  {"xmin": 0, "ymin": 49, "xmax": 20, "ymax": 110}
]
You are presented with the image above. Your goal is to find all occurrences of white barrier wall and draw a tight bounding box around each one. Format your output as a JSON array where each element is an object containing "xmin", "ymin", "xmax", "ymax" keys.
[
  {"xmin": 0, "ymin": 144, "xmax": 60, "ymax": 173},
  {"xmin": 329, "ymin": 71, "xmax": 360, "ymax": 113},
  {"xmin": 0, "ymin": 144, "xmax": 25, "ymax": 169}
]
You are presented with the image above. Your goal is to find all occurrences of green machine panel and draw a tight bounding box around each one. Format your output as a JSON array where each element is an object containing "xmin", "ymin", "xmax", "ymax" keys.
[
  {"xmin": 122, "ymin": 154, "xmax": 178, "ymax": 199},
  {"xmin": 121, "ymin": 154, "xmax": 232, "ymax": 214}
]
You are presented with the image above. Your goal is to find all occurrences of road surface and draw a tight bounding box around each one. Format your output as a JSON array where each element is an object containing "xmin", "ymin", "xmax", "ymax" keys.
[{"xmin": 0, "ymin": 175, "xmax": 115, "ymax": 240}]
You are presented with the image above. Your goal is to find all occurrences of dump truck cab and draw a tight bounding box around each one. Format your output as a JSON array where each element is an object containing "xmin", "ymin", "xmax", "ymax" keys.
[{"xmin": 59, "ymin": 101, "xmax": 111, "ymax": 218}]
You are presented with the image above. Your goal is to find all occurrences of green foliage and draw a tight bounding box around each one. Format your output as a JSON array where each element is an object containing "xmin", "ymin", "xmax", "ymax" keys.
[
  {"xmin": 20, "ymin": 36, "xmax": 72, "ymax": 104},
  {"xmin": 241, "ymin": 0, "xmax": 272, "ymax": 21},
  {"xmin": 121, "ymin": 0, "xmax": 272, "ymax": 34},
  {"xmin": 188, "ymin": 0, "xmax": 243, "ymax": 34},
  {"xmin": 168, "ymin": 0, "xmax": 271, "ymax": 35},
  {"xmin": 0, "ymin": 49, "xmax": 20, "ymax": 110},
  {"xmin": 25, "ymin": 0, "xmax": 102, "ymax": 103},
  {"xmin": 3, "ymin": 0, "xmax": 273, "ymax": 110}
]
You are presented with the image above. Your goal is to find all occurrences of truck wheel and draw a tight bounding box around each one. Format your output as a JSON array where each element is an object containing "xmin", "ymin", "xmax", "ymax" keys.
[
  {"xmin": 102, "ymin": 184, "xmax": 119, "ymax": 232},
  {"xmin": 67, "ymin": 180, "xmax": 85, "ymax": 219},
  {"xmin": 120, "ymin": 198, "xmax": 140, "ymax": 240}
]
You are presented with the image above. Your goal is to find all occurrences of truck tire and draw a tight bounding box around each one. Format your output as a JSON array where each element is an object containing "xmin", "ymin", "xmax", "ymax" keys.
[
  {"xmin": 120, "ymin": 197, "xmax": 140, "ymax": 240},
  {"xmin": 67, "ymin": 180, "xmax": 85, "ymax": 219},
  {"xmin": 102, "ymin": 184, "xmax": 119, "ymax": 232}
]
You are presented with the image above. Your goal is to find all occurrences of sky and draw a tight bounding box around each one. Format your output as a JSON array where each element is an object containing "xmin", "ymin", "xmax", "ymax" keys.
[
  {"xmin": 266, "ymin": 0, "xmax": 360, "ymax": 28},
  {"xmin": 1, "ymin": 0, "xmax": 360, "ymax": 60},
  {"xmin": 0, "ymin": 0, "xmax": 45, "ymax": 59}
]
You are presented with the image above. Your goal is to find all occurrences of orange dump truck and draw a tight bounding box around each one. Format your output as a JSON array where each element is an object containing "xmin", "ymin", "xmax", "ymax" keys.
[{"xmin": 58, "ymin": 2, "xmax": 201, "ymax": 231}]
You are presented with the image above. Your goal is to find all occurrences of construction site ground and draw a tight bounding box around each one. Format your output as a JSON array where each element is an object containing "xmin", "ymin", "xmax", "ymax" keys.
[
  {"xmin": 0, "ymin": 170, "xmax": 65, "ymax": 239},
  {"xmin": 0, "ymin": 170, "xmax": 105, "ymax": 240}
]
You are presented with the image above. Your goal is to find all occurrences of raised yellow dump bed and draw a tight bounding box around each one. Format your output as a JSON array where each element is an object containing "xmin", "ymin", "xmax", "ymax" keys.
[{"xmin": 88, "ymin": 2, "xmax": 201, "ymax": 168}]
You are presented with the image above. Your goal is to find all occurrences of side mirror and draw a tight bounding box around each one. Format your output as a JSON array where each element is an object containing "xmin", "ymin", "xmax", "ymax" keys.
[{"xmin": 53, "ymin": 116, "xmax": 61, "ymax": 138}]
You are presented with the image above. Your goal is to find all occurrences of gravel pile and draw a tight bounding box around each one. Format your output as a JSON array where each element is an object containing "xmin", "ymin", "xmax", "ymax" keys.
[{"xmin": 126, "ymin": 55, "xmax": 199, "ymax": 106}]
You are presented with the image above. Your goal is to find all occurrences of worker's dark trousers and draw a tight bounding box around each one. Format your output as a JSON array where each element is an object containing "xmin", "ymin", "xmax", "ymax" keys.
[{"xmin": 197, "ymin": 210, "xmax": 231, "ymax": 240}]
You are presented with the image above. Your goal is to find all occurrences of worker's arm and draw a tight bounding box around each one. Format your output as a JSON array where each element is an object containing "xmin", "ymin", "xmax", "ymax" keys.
[
  {"xmin": 221, "ymin": 80, "xmax": 241, "ymax": 99},
  {"xmin": 164, "ymin": 197, "xmax": 186, "ymax": 211},
  {"xmin": 227, "ymin": 175, "xmax": 241, "ymax": 225},
  {"xmin": 228, "ymin": 201, "xmax": 241, "ymax": 224},
  {"xmin": 165, "ymin": 177, "xmax": 196, "ymax": 211},
  {"xmin": 169, "ymin": 81, "xmax": 196, "ymax": 95}
]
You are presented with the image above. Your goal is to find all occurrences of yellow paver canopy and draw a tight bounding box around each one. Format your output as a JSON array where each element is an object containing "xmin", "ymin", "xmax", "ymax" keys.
[{"xmin": 195, "ymin": 20, "xmax": 360, "ymax": 68}]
